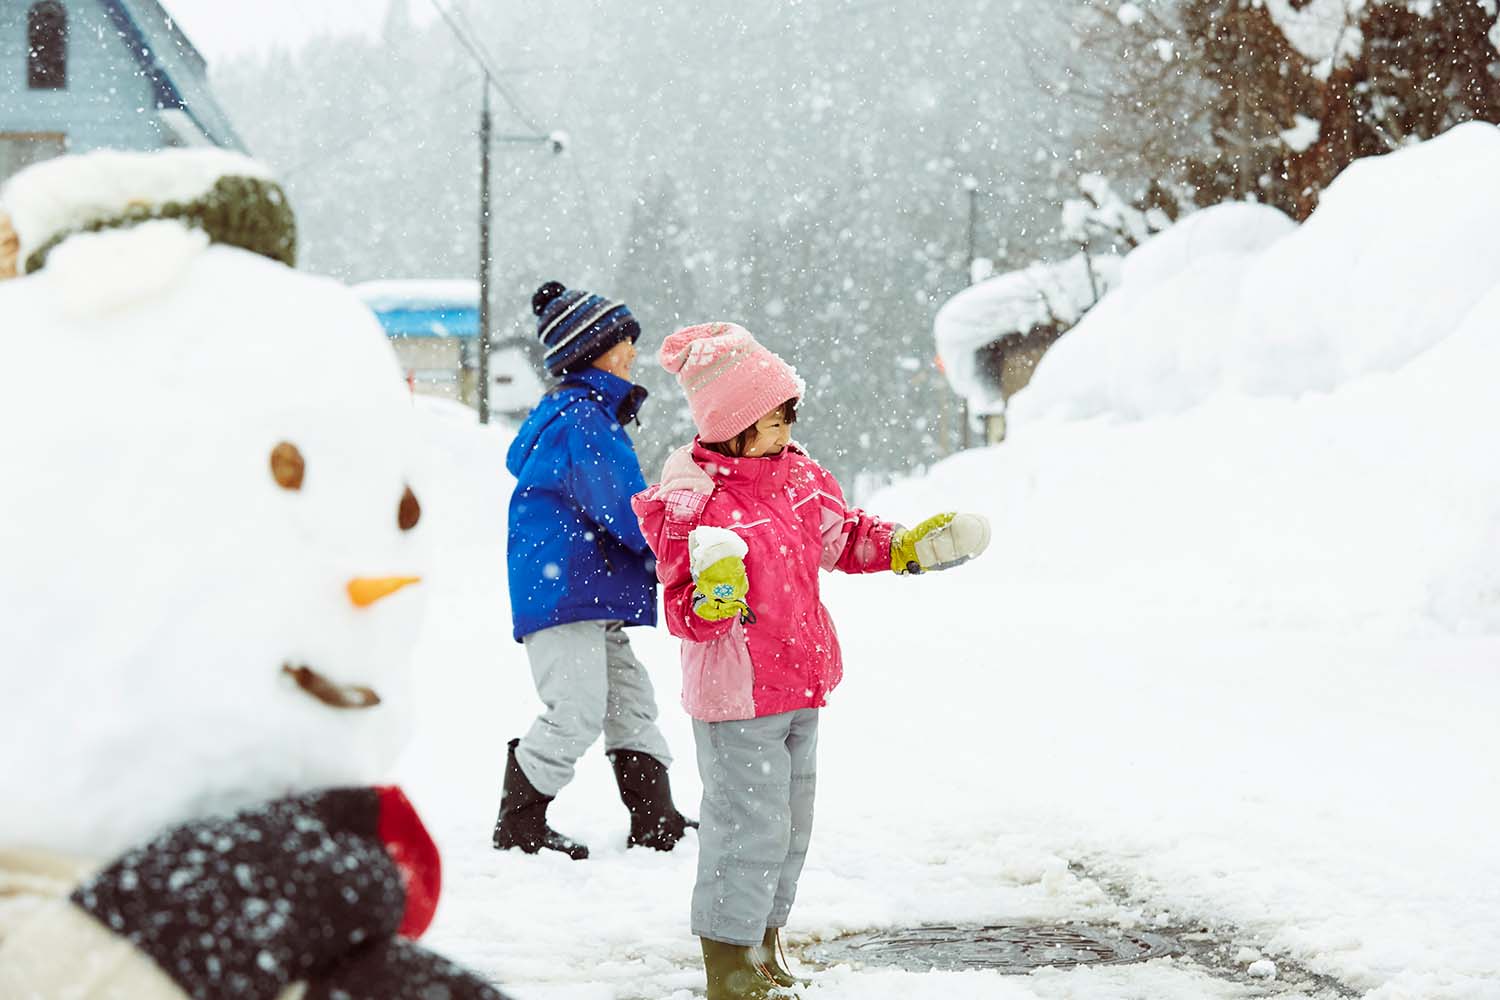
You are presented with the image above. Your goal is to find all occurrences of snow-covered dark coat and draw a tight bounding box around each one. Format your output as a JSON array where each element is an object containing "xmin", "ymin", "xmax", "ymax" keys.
[
  {"xmin": 506, "ymin": 367, "xmax": 657, "ymax": 641},
  {"xmin": 0, "ymin": 787, "xmax": 508, "ymax": 1000}
]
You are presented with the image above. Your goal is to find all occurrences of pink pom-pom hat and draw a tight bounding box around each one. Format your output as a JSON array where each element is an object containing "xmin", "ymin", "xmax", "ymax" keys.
[{"xmin": 658, "ymin": 322, "xmax": 805, "ymax": 444}]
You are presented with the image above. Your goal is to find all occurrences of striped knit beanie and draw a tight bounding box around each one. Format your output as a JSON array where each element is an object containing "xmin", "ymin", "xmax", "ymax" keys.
[{"xmin": 532, "ymin": 281, "xmax": 641, "ymax": 377}]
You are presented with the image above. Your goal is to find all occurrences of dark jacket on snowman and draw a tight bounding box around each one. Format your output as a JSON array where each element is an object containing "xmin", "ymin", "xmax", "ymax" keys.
[
  {"xmin": 506, "ymin": 367, "xmax": 657, "ymax": 641},
  {"xmin": 0, "ymin": 787, "xmax": 509, "ymax": 1000}
]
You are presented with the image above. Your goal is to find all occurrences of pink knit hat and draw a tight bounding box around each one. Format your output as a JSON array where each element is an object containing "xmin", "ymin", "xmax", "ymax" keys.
[{"xmin": 658, "ymin": 322, "xmax": 805, "ymax": 443}]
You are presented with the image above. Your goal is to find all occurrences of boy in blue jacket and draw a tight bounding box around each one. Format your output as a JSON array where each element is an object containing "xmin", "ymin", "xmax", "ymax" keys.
[{"xmin": 493, "ymin": 282, "xmax": 695, "ymax": 860}]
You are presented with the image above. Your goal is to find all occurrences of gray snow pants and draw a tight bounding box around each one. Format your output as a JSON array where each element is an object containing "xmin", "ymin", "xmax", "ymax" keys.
[
  {"xmin": 515, "ymin": 620, "xmax": 673, "ymax": 797},
  {"xmin": 691, "ymin": 709, "xmax": 819, "ymax": 946}
]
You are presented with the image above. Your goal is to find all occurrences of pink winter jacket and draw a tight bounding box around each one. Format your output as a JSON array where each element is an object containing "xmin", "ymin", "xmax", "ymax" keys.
[{"xmin": 632, "ymin": 440, "xmax": 896, "ymax": 722}]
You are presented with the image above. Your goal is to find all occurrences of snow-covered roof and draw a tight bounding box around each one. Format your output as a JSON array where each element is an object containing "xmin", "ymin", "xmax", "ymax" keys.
[
  {"xmin": 107, "ymin": 0, "xmax": 247, "ymax": 150},
  {"xmin": 355, "ymin": 279, "xmax": 480, "ymax": 339},
  {"xmin": 355, "ymin": 279, "xmax": 480, "ymax": 312},
  {"xmin": 934, "ymin": 253, "xmax": 1122, "ymax": 410}
]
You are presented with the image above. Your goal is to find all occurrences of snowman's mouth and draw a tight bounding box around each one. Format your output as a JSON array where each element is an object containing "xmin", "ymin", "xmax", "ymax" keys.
[{"xmin": 281, "ymin": 663, "xmax": 382, "ymax": 710}]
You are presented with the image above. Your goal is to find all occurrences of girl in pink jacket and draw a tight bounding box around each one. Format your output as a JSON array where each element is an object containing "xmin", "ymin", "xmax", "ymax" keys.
[{"xmin": 632, "ymin": 322, "xmax": 990, "ymax": 1000}]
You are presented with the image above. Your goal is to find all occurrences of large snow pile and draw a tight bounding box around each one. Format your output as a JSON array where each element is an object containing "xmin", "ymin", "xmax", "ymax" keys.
[
  {"xmin": 1014, "ymin": 123, "xmax": 1500, "ymax": 425},
  {"xmin": 935, "ymin": 252, "xmax": 1122, "ymax": 412},
  {"xmin": 889, "ymin": 123, "xmax": 1500, "ymax": 638}
]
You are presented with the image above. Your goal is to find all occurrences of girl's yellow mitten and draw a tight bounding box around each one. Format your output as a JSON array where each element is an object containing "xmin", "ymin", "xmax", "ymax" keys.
[
  {"xmin": 891, "ymin": 512, "xmax": 992, "ymax": 574},
  {"xmin": 688, "ymin": 526, "xmax": 755, "ymax": 623},
  {"xmin": 693, "ymin": 556, "xmax": 752, "ymax": 622}
]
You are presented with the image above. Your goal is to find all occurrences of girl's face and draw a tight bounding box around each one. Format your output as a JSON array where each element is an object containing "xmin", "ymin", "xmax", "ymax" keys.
[{"xmin": 741, "ymin": 407, "xmax": 793, "ymax": 457}]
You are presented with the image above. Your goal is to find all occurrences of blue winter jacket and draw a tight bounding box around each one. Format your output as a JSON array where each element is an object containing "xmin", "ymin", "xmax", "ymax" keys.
[{"xmin": 506, "ymin": 368, "xmax": 658, "ymax": 641}]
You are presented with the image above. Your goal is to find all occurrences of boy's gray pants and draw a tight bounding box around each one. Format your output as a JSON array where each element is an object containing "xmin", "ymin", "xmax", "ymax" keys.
[
  {"xmin": 691, "ymin": 709, "xmax": 819, "ymax": 946},
  {"xmin": 515, "ymin": 620, "xmax": 673, "ymax": 797}
]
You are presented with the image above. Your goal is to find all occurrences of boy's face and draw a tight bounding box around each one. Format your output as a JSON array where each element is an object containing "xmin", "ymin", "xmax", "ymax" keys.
[{"xmin": 591, "ymin": 338, "xmax": 637, "ymax": 380}]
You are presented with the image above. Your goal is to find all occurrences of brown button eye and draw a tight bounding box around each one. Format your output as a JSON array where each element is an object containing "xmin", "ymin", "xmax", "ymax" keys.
[
  {"xmin": 270, "ymin": 442, "xmax": 305, "ymax": 490},
  {"xmin": 398, "ymin": 485, "xmax": 421, "ymax": 531}
]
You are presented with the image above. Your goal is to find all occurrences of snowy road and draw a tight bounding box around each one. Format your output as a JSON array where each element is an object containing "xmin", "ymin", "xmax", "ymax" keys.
[{"xmin": 394, "ymin": 410, "xmax": 1500, "ymax": 1000}]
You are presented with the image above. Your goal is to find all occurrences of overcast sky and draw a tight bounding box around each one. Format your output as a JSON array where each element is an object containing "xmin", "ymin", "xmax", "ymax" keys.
[{"xmin": 162, "ymin": 0, "xmax": 433, "ymax": 64}]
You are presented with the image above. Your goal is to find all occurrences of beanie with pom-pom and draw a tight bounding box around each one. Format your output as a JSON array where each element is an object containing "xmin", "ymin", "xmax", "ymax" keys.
[
  {"xmin": 659, "ymin": 322, "xmax": 804, "ymax": 443},
  {"xmin": 533, "ymin": 280, "xmax": 640, "ymax": 377},
  {"xmin": 1, "ymin": 148, "xmax": 295, "ymax": 275}
]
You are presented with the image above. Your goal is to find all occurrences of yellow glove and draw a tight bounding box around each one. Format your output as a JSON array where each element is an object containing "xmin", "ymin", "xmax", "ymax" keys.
[
  {"xmin": 692, "ymin": 556, "xmax": 754, "ymax": 623},
  {"xmin": 891, "ymin": 511, "xmax": 992, "ymax": 574},
  {"xmin": 688, "ymin": 526, "xmax": 756, "ymax": 624}
]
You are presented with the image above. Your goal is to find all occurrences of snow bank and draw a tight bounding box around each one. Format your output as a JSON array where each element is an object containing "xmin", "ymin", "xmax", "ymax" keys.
[
  {"xmin": 890, "ymin": 125, "xmax": 1500, "ymax": 636},
  {"xmin": 1014, "ymin": 123, "xmax": 1500, "ymax": 424},
  {"xmin": 934, "ymin": 253, "xmax": 1121, "ymax": 411},
  {"xmin": 881, "ymin": 279, "xmax": 1500, "ymax": 635}
]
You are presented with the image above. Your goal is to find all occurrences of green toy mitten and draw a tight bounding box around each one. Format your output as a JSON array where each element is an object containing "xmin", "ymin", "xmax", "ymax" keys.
[
  {"xmin": 688, "ymin": 526, "xmax": 756, "ymax": 624},
  {"xmin": 891, "ymin": 511, "xmax": 992, "ymax": 574}
]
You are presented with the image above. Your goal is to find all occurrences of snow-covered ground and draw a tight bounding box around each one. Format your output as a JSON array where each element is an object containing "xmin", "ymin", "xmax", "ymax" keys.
[
  {"xmin": 395, "ymin": 125, "xmax": 1500, "ymax": 1000},
  {"xmin": 397, "ymin": 418, "xmax": 1499, "ymax": 999}
]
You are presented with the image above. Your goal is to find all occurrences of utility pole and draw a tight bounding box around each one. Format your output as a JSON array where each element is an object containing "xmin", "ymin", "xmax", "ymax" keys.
[
  {"xmin": 429, "ymin": 0, "xmax": 562, "ymax": 425},
  {"xmin": 966, "ymin": 179, "xmax": 978, "ymax": 281},
  {"xmin": 477, "ymin": 75, "xmax": 493, "ymax": 424},
  {"xmin": 960, "ymin": 175, "xmax": 979, "ymax": 451}
]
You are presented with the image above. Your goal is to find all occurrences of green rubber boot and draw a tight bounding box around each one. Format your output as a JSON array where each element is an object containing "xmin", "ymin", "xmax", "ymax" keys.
[
  {"xmin": 700, "ymin": 936, "xmax": 791, "ymax": 1000},
  {"xmin": 755, "ymin": 928, "xmax": 811, "ymax": 989}
]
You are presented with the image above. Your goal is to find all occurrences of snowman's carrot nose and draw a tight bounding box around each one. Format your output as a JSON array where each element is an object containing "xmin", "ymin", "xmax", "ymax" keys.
[{"xmin": 348, "ymin": 576, "xmax": 422, "ymax": 608}]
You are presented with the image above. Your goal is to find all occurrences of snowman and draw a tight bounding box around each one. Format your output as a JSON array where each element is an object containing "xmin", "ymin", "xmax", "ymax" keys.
[{"xmin": 0, "ymin": 150, "xmax": 507, "ymax": 998}]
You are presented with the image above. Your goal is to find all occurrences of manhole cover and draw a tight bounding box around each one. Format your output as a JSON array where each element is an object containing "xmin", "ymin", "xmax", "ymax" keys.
[{"xmin": 807, "ymin": 923, "xmax": 1182, "ymax": 974}]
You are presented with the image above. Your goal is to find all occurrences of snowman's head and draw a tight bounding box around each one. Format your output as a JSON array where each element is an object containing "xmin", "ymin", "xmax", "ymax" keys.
[{"xmin": 0, "ymin": 151, "xmax": 432, "ymax": 858}]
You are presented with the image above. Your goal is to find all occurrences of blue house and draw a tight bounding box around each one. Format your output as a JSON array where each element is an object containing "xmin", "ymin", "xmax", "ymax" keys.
[{"xmin": 0, "ymin": 0, "xmax": 244, "ymax": 183}]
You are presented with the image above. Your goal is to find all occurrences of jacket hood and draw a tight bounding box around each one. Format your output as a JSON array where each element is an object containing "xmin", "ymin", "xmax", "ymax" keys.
[{"xmin": 506, "ymin": 369, "xmax": 646, "ymax": 478}]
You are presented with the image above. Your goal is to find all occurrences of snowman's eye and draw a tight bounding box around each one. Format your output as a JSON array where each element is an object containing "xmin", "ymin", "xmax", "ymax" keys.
[
  {"xmin": 270, "ymin": 442, "xmax": 305, "ymax": 490},
  {"xmin": 398, "ymin": 485, "xmax": 421, "ymax": 531}
]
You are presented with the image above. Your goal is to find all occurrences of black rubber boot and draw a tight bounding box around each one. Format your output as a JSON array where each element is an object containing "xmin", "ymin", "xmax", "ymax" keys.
[
  {"xmin": 700, "ymin": 937, "xmax": 790, "ymax": 1000},
  {"xmin": 492, "ymin": 738, "xmax": 589, "ymax": 860},
  {"xmin": 607, "ymin": 748, "xmax": 698, "ymax": 851}
]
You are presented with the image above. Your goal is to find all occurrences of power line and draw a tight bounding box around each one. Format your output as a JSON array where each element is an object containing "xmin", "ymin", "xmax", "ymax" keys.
[
  {"xmin": 426, "ymin": 0, "xmax": 546, "ymax": 134},
  {"xmin": 448, "ymin": 1, "xmax": 548, "ymax": 134},
  {"xmin": 278, "ymin": 71, "xmax": 480, "ymax": 179}
]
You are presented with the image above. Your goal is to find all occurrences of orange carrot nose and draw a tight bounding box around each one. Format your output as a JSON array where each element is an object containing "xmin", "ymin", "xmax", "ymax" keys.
[{"xmin": 347, "ymin": 576, "xmax": 422, "ymax": 608}]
